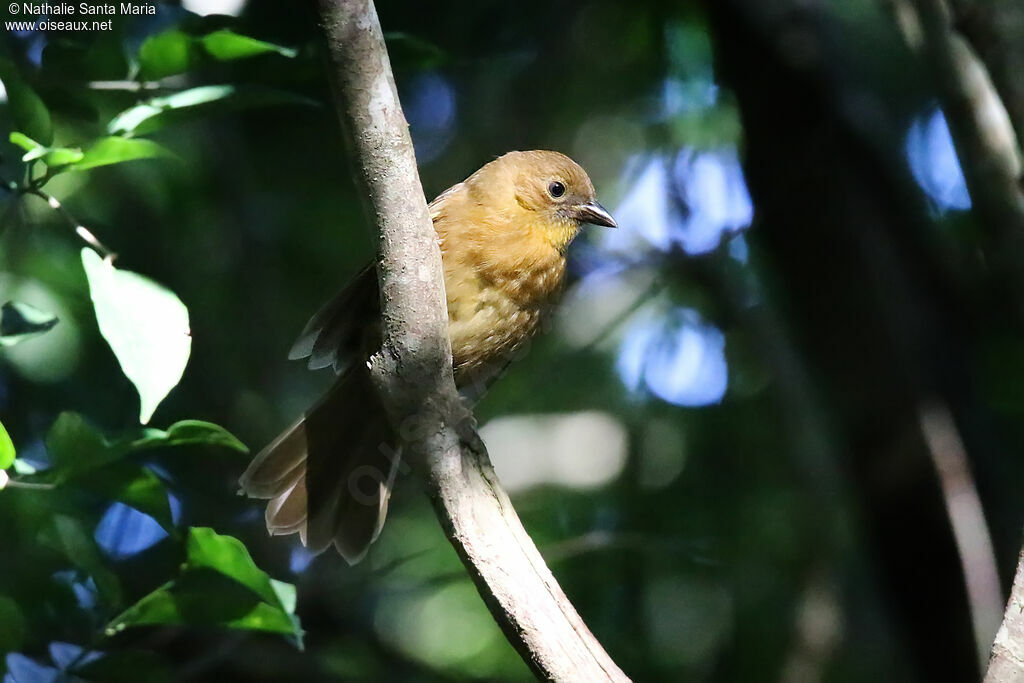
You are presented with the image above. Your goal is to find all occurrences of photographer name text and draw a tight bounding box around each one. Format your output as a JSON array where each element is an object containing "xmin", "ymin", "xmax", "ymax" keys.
[{"xmin": 15, "ymin": 3, "xmax": 155, "ymax": 15}]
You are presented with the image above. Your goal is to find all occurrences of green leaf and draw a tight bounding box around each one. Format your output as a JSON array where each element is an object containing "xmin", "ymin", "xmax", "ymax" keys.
[
  {"xmin": 0, "ymin": 60, "xmax": 53, "ymax": 145},
  {"xmin": 41, "ymin": 515, "xmax": 122, "ymax": 607},
  {"xmin": 11, "ymin": 136, "xmax": 175, "ymax": 178},
  {"xmin": 45, "ymin": 412, "xmax": 123, "ymax": 478},
  {"xmin": 79, "ymin": 464, "xmax": 174, "ymax": 532},
  {"xmin": 71, "ymin": 137, "xmax": 175, "ymax": 171},
  {"xmin": 9, "ymin": 131, "xmax": 54, "ymax": 163},
  {"xmin": 105, "ymin": 572, "xmax": 298, "ymax": 637},
  {"xmin": 28, "ymin": 413, "xmax": 244, "ymax": 486},
  {"xmin": 136, "ymin": 29, "xmax": 295, "ymax": 80},
  {"xmin": 8, "ymin": 133, "xmax": 85, "ymax": 169},
  {"xmin": 0, "ymin": 301, "xmax": 59, "ymax": 346},
  {"xmin": 105, "ymin": 528, "xmax": 301, "ymax": 643},
  {"xmin": 200, "ymin": 30, "xmax": 297, "ymax": 60},
  {"xmin": 185, "ymin": 528, "xmax": 283, "ymax": 607},
  {"xmin": 137, "ymin": 30, "xmax": 196, "ymax": 80},
  {"xmin": 8, "ymin": 131, "xmax": 41, "ymax": 154},
  {"xmin": 108, "ymin": 85, "xmax": 319, "ymax": 136},
  {"xmin": 38, "ymin": 416, "xmax": 176, "ymax": 530},
  {"xmin": 20, "ymin": 414, "xmax": 237, "ymax": 527},
  {"xmin": 20, "ymin": 145, "xmax": 47, "ymax": 162},
  {"xmin": 270, "ymin": 579, "xmax": 297, "ymax": 614},
  {"xmin": 81, "ymin": 248, "xmax": 192, "ymax": 424},
  {"xmin": 39, "ymin": 146, "xmax": 84, "ymax": 167},
  {"xmin": 130, "ymin": 420, "xmax": 248, "ymax": 454},
  {"xmin": 0, "ymin": 420, "xmax": 14, "ymax": 471}
]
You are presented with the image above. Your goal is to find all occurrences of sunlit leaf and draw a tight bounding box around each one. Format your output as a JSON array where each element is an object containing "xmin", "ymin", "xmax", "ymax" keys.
[
  {"xmin": 105, "ymin": 528, "xmax": 302, "ymax": 643},
  {"xmin": 0, "ymin": 301, "xmax": 58, "ymax": 346},
  {"xmin": 138, "ymin": 30, "xmax": 196, "ymax": 80},
  {"xmin": 81, "ymin": 249, "xmax": 191, "ymax": 424},
  {"xmin": 0, "ymin": 419, "xmax": 14, "ymax": 470},
  {"xmin": 185, "ymin": 528, "xmax": 284, "ymax": 607},
  {"xmin": 8, "ymin": 131, "xmax": 41, "ymax": 154},
  {"xmin": 107, "ymin": 85, "xmax": 319, "ymax": 136},
  {"xmin": 136, "ymin": 29, "xmax": 295, "ymax": 80},
  {"xmin": 105, "ymin": 572, "xmax": 297, "ymax": 636},
  {"xmin": 0, "ymin": 59, "xmax": 53, "ymax": 144},
  {"xmin": 130, "ymin": 420, "xmax": 248, "ymax": 454},
  {"xmin": 39, "ymin": 146, "xmax": 84, "ymax": 167},
  {"xmin": 8, "ymin": 133, "xmax": 86, "ymax": 169},
  {"xmin": 71, "ymin": 137, "xmax": 175, "ymax": 171},
  {"xmin": 200, "ymin": 30, "xmax": 297, "ymax": 60},
  {"xmin": 20, "ymin": 145, "xmax": 47, "ymax": 162}
]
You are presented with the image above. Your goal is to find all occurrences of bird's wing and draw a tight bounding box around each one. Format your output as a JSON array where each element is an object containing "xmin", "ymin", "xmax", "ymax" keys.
[
  {"xmin": 429, "ymin": 182, "xmax": 464, "ymax": 223},
  {"xmin": 288, "ymin": 265, "xmax": 380, "ymax": 373},
  {"xmin": 290, "ymin": 184, "xmax": 463, "ymax": 373}
]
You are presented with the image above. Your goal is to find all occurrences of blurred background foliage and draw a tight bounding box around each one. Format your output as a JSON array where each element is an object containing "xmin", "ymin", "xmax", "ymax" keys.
[{"xmin": 0, "ymin": 0, "xmax": 1022, "ymax": 681}]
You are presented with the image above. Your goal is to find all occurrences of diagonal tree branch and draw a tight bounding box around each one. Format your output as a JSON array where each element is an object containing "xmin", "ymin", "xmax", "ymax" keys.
[
  {"xmin": 311, "ymin": 1, "xmax": 630, "ymax": 679},
  {"xmin": 985, "ymin": 546, "xmax": 1024, "ymax": 683}
]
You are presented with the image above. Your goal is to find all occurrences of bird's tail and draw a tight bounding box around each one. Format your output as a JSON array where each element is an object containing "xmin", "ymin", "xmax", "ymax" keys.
[{"xmin": 239, "ymin": 365, "xmax": 400, "ymax": 564}]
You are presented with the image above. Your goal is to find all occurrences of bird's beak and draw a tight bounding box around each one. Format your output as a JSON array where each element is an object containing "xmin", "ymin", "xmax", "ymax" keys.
[{"xmin": 574, "ymin": 201, "xmax": 617, "ymax": 228}]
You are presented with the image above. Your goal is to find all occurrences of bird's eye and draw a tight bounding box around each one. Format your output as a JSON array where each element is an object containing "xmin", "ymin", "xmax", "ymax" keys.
[{"xmin": 548, "ymin": 181, "xmax": 566, "ymax": 198}]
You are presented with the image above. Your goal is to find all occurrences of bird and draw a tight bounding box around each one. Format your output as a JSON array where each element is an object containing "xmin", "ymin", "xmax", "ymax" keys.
[{"xmin": 239, "ymin": 150, "xmax": 617, "ymax": 564}]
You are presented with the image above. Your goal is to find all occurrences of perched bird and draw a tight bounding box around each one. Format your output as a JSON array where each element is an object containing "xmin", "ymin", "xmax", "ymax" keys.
[{"xmin": 239, "ymin": 150, "xmax": 616, "ymax": 564}]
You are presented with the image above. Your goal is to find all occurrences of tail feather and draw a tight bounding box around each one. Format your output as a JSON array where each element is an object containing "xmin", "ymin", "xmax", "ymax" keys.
[
  {"xmin": 239, "ymin": 365, "xmax": 399, "ymax": 564},
  {"xmin": 265, "ymin": 477, "xmax": 307, "ymax": 536},
  {"xmin": 239, "ymin": 418, "xmax": 306, "ymax": 499}
]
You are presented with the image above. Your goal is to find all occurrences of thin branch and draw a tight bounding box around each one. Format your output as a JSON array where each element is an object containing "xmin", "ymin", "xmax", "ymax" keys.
[
  {"xmin": 2, "ymin": 171, "xmax": 116, "ymax": 258},
  {"xmin": 22, "ymin": 187, "xmax": 117, "ymax": 260},
  {"xmin": 312, "ymin": 1, "xmax": 629, "ymax": 680},
  {"xmin": 919, "ymin": 401, "xmax": 1003, "ymax": 669},
  {"xmin": 3, "ymin": 480, "xmax": 57, "ymax": 490},
  {"xmin": 985, "ymin": 547, "xmax": 1024, "ymax": 683},
  {"xmin": 86, "ymin": 80, "xmax": 164, "ymax": 91}
]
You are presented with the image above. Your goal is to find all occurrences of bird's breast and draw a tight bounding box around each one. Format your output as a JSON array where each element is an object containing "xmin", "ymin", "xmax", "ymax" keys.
[{"xmin": 442, "ymin": 243, "xmax": 566, "ymax": 383}]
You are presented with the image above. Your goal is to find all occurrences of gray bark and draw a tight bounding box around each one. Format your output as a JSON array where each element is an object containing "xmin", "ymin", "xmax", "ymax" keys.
[
  {"xmin": 985, "ymin": 548, "xmax": 1024, "ymax": 683},
  {"xmin": 312, "ymin": 1, "xmax": 630, "ymax": 680}
]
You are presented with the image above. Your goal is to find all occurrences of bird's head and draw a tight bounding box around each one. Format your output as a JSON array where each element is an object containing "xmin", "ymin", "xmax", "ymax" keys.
[{"xmin": 474, "ymin": 150, "xmax": 616, "ymax": 252}]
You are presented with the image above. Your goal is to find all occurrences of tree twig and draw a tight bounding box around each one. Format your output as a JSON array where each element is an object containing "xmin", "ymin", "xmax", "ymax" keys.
[
  {"xmin": 22, "ymin": 187, "xmax": 117, "ymax": 260},
  {"xmin": 311, "ymin": 1, "xmax": 630, "ymax": 679}
]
